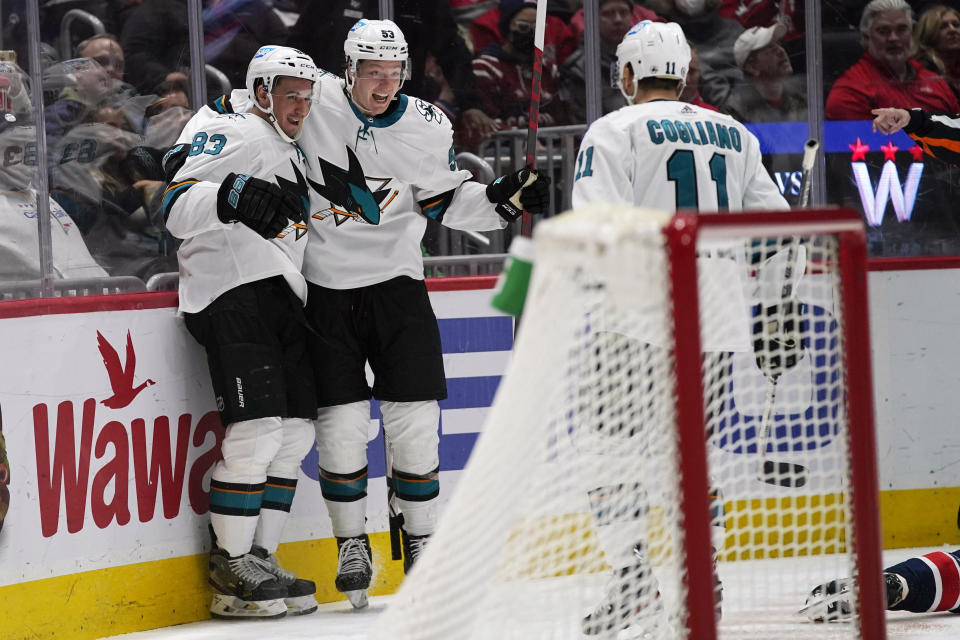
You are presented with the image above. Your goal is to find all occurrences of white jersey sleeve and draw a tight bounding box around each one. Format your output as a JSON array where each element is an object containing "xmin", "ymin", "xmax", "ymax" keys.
[
  {"xmin": 569, "ymin": 116, "xmax": 636, "ymax": 208},
  {"xmin": 163, "ymin": 110, "xmax": 311, "ymax": 312}
]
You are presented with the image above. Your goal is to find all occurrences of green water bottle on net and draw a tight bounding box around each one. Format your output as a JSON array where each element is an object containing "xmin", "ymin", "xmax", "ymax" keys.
[{"xmin": 491, "ymin": 236, "xmax": 535, "ymax": 317}]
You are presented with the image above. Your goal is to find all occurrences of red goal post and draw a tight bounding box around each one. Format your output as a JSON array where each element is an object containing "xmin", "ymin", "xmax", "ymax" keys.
[
  {"xmin": 668, "ymin": 209, "xmax": 884, "ymax": 640},
  {"xmin": 372, "ymin": 206, "xmax": 886, "ymax": 640}
]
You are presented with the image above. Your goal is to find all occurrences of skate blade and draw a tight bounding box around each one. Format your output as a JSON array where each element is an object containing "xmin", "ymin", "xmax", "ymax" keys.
[
  {"xmin": 799, "ymin": 579, "xmax": 853, "ymax": 623},
  {"xmin": 210, "ymin": 594, "xmax": 287, "ymax": 619},
  {"xmin": 286, "ymin": 594, "xmax": 319, "ymax": 616},
  {"xmin": 584, "ymin": 599, "xmax": 666, "ymax": 638},
  {"xmin": 344, "ymin": 588, "xmax": 369, "ymax": 609},
  {"xmin": 798, "ymin": 594, "xmax": 853, "ymax": 622}
]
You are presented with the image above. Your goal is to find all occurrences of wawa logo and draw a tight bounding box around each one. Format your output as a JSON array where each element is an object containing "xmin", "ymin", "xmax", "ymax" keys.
[
  {"xmin": 97, "ymin": 330, "xmax": 155, "ymax": 409},
  {"xmin": 32, "ymin": 330, "xmax": 224, "ymax": 537},
  {"xmin": 849, "ymin": 138, "xmax": 925, "ymax": 226}
]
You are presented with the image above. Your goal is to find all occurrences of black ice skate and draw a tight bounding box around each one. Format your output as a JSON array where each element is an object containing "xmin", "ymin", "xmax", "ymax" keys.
[
  {"xmin": 800, "ymin": 572, "xmax": 908, "ymax": 622},
  {"xmin": 250, "ymin": 545, "xmax": 318, "ymax": 615},
  {"xmin": 582, "ymin": 548, "xmax": 663, "ymax": 636},
  {"xmin": 336, "ymin": 534, "xmax": 373, "ymax": 609},
  {"xmin": 208, "ymin": 547, "xmax": 288, "ymax": 619},
  {"xmin": 400, "ymin": 528, "xmax": 431, "ymax": 573}
]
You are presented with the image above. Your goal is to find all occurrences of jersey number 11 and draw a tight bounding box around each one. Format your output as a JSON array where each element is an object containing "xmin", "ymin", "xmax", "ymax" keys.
[{"xmin": 667, "ymin": 150, "xmax": 728, "ymax": 209}]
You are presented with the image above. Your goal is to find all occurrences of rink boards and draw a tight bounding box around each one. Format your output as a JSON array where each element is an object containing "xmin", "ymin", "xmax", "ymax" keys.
[{"xmin": 0, "ymin": 271, "xmax": 959, "ymax": 639}]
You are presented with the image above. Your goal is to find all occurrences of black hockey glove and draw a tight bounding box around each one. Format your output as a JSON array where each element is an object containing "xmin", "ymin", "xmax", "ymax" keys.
[
  {"xmin": 121, "ymin": 146, "xmax": 166, "ymax": 182},
  {"xmin": 216, "ymin": 172, "xmax": 306, "ymax": 239},
  {"xmin": 486, "ymin": 168, "xmax": 551, "ymax": 222},
  {"xmin": 752, "ymin": 299, "xmax": 805, "ymax": 381}
]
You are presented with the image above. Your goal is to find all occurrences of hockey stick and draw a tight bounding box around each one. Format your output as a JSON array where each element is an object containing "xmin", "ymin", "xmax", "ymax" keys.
[
  {"xmin": 798, "ymin": 138, "xmax": 819, "ymax": 208},
  {"xmin": 520, "ymin": 0, "xmax": 547, "ymax": 238},
  {"xmin": 384, "ymin": 437, "xmax": 405, "ymax": 562},
  {"xmin": 755, "ymin": 371, "xmax": 807, "ymax": 487},
  {"xmin": 754, "ymin": 140, "xmax": 819, "ymax": 488}
]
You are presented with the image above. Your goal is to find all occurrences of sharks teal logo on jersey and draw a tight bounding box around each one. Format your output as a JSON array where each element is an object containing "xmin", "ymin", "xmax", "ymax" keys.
[
  {"xmin": 275, "ymin": 159, "xmax": 311, "ymax": 240},
  {"xmin": 308, "ymin": 145, "xmax": 394, "ymax": 225}
]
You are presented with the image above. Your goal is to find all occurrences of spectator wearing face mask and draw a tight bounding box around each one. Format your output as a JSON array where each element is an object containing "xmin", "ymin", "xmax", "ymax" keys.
[
  {"xmin": 472, "ymin": 0, "xmax": 569, "ymax": 130},
  {"xmin": 470, "ymin": 0, "xmax": 576, "ymax": 67}
]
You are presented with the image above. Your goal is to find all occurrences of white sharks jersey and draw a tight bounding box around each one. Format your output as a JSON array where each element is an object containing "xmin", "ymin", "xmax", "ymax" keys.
[
  {"xmin": 571, "ymin": 100, "xmax": 788, "ymax": 213},
  {"xmin": 571, "ymin": 100, "xmax": 789, "ymax": 352},
  {"xmin": 230, "ymin": 72, "xmax": 505, "ymax": 289},
  {"xmin": 163, "ymin": 106, "xmax": 311, "ymax": 313}
]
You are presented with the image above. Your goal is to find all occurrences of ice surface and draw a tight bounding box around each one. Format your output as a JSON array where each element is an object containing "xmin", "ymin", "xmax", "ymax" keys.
[{"xmin": 101, "ymin": 547, "xmax": 960, "ymax": 640}]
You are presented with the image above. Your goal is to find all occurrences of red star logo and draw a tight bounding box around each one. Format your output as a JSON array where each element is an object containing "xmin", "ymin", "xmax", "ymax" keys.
[
  {"xmin": 909, "ymin": 145, "xmax": 925, "ymax": 162},
  {"xmin": 880, "ymin": 140, "xmax": 899, "ymax": 162},
  {"xmin": 849, "ymin": 138, "xmax": 870, "ymax": 162}
]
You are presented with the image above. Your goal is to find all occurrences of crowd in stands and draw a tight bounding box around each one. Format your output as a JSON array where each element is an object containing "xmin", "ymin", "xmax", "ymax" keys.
[{"xmin": 3, "ymin": 0, "xmax": 960, "ymax": 285}]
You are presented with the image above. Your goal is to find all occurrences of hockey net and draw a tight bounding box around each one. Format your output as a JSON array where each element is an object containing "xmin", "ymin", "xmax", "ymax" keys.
[{"xmin": 371, "ymin": 205, "xmax": 884, "ymax": 640}]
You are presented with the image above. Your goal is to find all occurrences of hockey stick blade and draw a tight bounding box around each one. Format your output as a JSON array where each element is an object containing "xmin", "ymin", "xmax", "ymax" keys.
[
  {"xmin": 761, "ymin": 459, "xmax": 808, "ymax": 488},
  {"xmin": 757, "ymin": 378, "xmax": 809, "ymax": 487}
]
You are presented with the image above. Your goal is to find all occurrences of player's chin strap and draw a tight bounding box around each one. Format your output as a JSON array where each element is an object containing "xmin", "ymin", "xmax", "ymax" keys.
[
  {"xmin": 619, "ymin": 74, "xmax": 686, "ymax": 105},
  {"xmin": 256, "ymin": 96, "xmax": 301, "ymax": 144}
]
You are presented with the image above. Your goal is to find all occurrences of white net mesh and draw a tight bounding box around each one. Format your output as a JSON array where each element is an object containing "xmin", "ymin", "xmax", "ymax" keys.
[{"xmin": 372, "ymin": 205, "xmax": 873, "ymax": 640}]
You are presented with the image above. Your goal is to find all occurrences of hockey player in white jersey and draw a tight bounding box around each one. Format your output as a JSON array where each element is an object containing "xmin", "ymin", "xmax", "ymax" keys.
[
  {"xmin": 193, "ymin": 18, "xmax": 549, "ymax": 610},
  {"xmin": 572, "ymin": 26, "xmax": 786, "ymax": 213},
  {"xmin": 570, "ymin": 20, "xmax": 793, "ymax": 636},
  {"xmin": 162, "ymin": 46, "xmax": 320, "ymax": 619}
]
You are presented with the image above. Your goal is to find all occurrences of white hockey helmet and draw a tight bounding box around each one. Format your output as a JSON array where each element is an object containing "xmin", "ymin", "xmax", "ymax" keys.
[
  {"xmin": 616, "ymin": 21, "xmax": 691, "ymax": 102},
  {"xmin": 246, "ymin": 45, "xmax": 318, "ymax": 142},
  {"xmin": 343, "ymin": 19, "xmax": 410, "ymax": 91}
]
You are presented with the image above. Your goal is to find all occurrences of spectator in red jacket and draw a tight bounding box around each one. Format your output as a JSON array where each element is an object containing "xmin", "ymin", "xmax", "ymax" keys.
[
  {"xmin": 472, "ymin": 0, "xmax": 568, "ymax": 130},
  {"xmin": 470, "ymin": 0, "xmax": 576, "ymax": 67},
  {"xmin": 826, "ymin": 0, "xmax": 960, "ymax": 120}
]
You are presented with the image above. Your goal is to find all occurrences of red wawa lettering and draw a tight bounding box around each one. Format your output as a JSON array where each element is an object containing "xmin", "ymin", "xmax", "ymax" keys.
[{"xmin": 33, "ymin": 401, "xmax": 223, "ymax": 537}]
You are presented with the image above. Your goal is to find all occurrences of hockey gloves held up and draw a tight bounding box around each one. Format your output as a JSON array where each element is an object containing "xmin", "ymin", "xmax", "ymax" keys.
[
  {"xmin": 752, "ymin": 299, "xmax": 805, "ymax": 381},
  {"xmin": 486, "ymin": 168, "xmax": 551, "ymax": 222},
  {"xmin": 217, "ymin": 172, "xmax": 306, "ymax": 238}
]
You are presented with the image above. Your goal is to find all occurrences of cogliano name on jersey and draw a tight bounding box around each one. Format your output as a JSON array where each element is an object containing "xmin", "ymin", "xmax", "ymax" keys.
[{"xmin": 647, "ymin": 119, "xmax": 743, "ymax": 152}]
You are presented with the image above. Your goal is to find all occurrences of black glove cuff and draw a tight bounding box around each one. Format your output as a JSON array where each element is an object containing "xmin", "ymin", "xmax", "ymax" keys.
[
  {"xmin": 494, "ymin": 202, "xmax": 523, "ymax": 222},
  {"xmin": 217, "ymin": 172, "xmax": 244, "ymax": 224}
]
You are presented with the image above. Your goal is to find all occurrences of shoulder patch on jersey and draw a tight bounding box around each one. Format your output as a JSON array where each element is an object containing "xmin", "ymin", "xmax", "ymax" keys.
[
  {"xmin": 414, "ymin": 99, "xmax": 445, "ymax": 126},
  {"xmin": 209, "ymin": 94, "xmax": 235, "ymax": 114}
]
